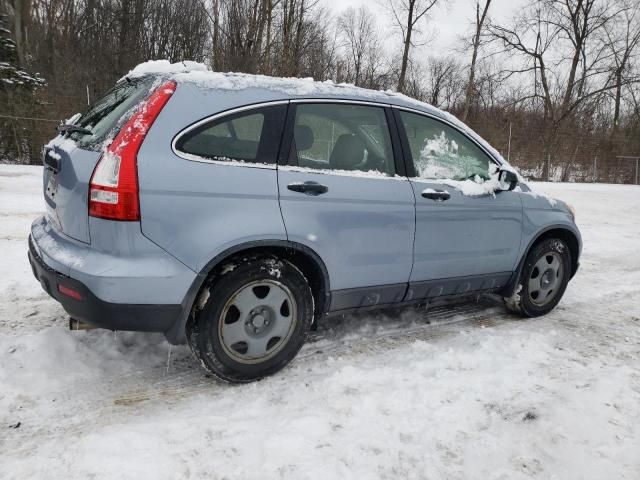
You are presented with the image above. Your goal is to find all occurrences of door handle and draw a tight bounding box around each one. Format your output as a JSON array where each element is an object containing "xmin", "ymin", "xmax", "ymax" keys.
[
  {"xmin": 421, "ymin": 189, "xmax": 450, "ymax": 201},
  {"xmin": 287, "ymin": 181, "xmax": 328, "ymax": 196}
]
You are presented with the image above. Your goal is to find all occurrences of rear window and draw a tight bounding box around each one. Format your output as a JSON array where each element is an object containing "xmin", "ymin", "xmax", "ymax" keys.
[
  {"xmin": 66, "ymin": 76, "xmax": 155, "ymax": 149},
  {"xmin": 174, "ymin": 105, "xmax": 286, "ymax": 164}
]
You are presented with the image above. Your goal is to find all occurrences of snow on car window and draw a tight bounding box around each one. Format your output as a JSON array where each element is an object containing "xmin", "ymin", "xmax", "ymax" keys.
[
  {"xmin": 417, "ymin": 131, "xmax": 467, "ymax": 180},
  {"xmin": 400, "ymin": 111, "xmax": 492, "ymax": 182}
]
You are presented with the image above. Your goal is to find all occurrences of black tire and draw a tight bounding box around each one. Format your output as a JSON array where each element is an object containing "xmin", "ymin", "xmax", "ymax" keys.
[
  {"xmin": 505, "ymin": 238, "xmax": 572, "ymax": 317},
  {"xmin": 186, "ymin": 255, "xmax": 314, "ymax": 383}
]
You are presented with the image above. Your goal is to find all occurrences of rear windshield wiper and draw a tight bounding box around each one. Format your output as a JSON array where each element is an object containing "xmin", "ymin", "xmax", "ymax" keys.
[{"xmin": 57, "ymin": 124, "xmax": 93, "ymax": 135}]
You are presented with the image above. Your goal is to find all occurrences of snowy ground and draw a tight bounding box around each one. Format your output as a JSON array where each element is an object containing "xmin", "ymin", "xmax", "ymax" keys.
[{"xmin": 1, "ymin": 165, "xmax": 639, "ymax": 479}]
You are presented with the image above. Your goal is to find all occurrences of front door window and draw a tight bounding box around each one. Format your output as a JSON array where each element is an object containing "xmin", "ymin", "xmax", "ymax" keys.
[{"xmin": 398, "ymin": 110, "xmax": 493, "ymax": 181}]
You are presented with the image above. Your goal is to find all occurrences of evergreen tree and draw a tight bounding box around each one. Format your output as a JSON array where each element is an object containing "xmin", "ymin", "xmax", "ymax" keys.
[{"xmin": 0, "ymin": 12, "xmax": 44, "ymax": 90}]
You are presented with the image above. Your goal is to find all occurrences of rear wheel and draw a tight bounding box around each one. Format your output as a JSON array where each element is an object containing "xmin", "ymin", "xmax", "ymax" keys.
[
  {"xmin": 505, "ymin": 238, "xmax": 571, "ymax": 317},
  {"xmin": 186, "ymin": 255, "xmax": 314, "ymax": 383}
]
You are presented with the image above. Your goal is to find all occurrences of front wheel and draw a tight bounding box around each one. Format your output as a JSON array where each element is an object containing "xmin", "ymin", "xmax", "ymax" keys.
[
  {"xmin": 505, "ymin": 238, "xmax": 572, "ymax": 317},
  {"xmin": 186, "ymin": 255, "xmax": 314, "ymax": 383}
]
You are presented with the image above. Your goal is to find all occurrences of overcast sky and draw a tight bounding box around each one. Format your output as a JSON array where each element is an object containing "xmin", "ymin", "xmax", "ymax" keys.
[{"xmin": 321, "ymin": 0, "xmax": 528, "ymax": 59}]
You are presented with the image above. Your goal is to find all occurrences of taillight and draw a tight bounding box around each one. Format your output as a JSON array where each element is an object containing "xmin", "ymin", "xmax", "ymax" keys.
[{"xmin": 89, "ymin": 80, "xmax": 176, "ymax": 221}]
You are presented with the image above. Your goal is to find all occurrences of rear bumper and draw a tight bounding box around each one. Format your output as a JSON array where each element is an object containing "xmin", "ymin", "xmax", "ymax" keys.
[{"xmin": 29, "ymin": 235, "xmax": 182, "ymax": 332}]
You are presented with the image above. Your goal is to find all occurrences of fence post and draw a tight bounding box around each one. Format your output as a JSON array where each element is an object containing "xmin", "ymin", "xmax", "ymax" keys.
[
  {"xmin": 11, "ymin": 122, "xmax": 21, "ymax": 160},
  {"xmin": 507, "ymin": 121, "xmax": 512, "ymax": 162}
]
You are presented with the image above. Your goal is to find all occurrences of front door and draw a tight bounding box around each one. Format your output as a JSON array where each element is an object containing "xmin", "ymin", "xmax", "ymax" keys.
[
  {"xmin": 394, "ymin": 108, "xmax": 523, "ymax": 301},
  {"xmin": 277, "ymin": 102, "xmax": 416, "ymax": 311}
]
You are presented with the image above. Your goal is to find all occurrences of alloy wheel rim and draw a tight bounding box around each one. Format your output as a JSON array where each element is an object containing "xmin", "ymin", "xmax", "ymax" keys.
[
  {"xmin": 218, "ymin": 280, "xmax": 297, "ymax": 364},
  {"xmin": 528, "ymin": 251, "xmax": 564, "ymax": 306}
]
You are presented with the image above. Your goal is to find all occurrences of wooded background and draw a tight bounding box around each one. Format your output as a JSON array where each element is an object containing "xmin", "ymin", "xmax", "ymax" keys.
[{"xmin": 1, "ymin": 0, "xmax": 639, "ymax": 183}]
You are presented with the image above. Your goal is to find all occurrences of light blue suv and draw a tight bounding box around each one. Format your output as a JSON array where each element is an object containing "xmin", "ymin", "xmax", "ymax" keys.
[{"xmin": 29, "ymin": 64, "xmax": 581, "ymax": 382}]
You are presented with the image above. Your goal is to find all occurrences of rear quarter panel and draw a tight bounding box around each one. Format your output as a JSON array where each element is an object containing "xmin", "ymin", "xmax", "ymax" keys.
[{"xmin": 136, "ymin": 84, "xmax": 289, "ymax": 272}]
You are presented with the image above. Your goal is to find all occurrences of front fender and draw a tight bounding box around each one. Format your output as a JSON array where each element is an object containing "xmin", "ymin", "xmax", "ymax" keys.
[{"xmin": 503, "ymin": 190, "xmax": 582, "ymax": 297}]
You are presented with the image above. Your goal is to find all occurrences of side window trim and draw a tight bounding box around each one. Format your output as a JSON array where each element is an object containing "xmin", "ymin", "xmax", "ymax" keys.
[
  {"xmin": 279, "ymin": 100, "xmax": 398, "ymax": 176},
  {"xmin": 385, "ymin": 106, "xmax": 408, "ymax": 178},
  {"xmin": 392, "ymin": 108, "xmax": 417, "ymax": 178},
  {"xmin": 278, "ymin": 102, "xmax": 297, "ymax": 166},
  {"xmin": 391, "ymin": 106, "xmax": 501, "ymax": 179},
  {"xmin": 171, "ymin": 100, "xmax": 289, "ymax": 167}
]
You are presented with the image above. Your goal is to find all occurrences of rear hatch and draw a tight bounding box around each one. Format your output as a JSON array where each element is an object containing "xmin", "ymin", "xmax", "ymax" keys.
[{"xmin": 43, "ymin": 76, "xmax": 155, "ymax": 243}]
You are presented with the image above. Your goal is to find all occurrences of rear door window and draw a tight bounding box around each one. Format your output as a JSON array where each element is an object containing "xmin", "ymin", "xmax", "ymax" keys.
[
  {"xmin": 289, "ymin": 103, "xmax": 395, "ymax": 175},
  {"xmin": 68, "ymin": 76, "xmax": 155, "ymax": 148},
  {"xmin": 175, "ymin": 105, "xmax": 286, "ymax": 164}
]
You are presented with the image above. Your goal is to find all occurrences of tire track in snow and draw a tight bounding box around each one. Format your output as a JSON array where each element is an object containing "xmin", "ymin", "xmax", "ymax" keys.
[
  {"xmin": 5, "ymin": 287, "xmax": 640, "ymax": 455},
  {"xmin": 3, "ymin": 298, "xmax": 519, "ymax": 451}
]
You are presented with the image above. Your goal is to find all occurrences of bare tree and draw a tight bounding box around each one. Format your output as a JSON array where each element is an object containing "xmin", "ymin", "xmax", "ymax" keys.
[
  {"xmin": 489, "ymin": 0, "xmax": 619, "ymax": 179},
  {"xmin": 426, "ymin": 56, "xmax": 462, "ymax": 108},
  {"xmin": 7, "ymin": 0, "xmax": 31, "ymax": 68},
  {"xmin": 603, "ymin": 0, "xmax": 640, "ymax": 133},
  {"xmin": 474, "ymin": 60, "xmax": 506, "ymax": 110},
  {"xmin": 294, "ymin": 6, "xmax": 338, "ymax": 80},
  {"xmin": 280, "ymin": 0, "xmax": 310, "ymax": 76},
  {"xmin": 1, "ymin": 0, "xmax": 640, "ymax": 182},
  {"xmin": 338, "ymin": 6, "xmax": 381, "ymax": 87},
  {"xmin": 362, "ymin": 34, "xmax": 388, "ymax": 89},
  {"xmin": 1, "ymin": 0, "xmax": 213, "ymax": 163},
  {"xmin": 386, "ymin": 0, "xmax": 440, "ymax": 93},
  {"xmin": 209, "ymin": 0, "xmax": 278, "ymax": 73},
  {"xmin": 461, "ymin": 0, "xmax": 492, "ymax": 121}
]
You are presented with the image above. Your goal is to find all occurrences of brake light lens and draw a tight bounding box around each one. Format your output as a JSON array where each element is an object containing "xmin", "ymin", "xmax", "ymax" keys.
[{"xmin": 89, "ymin": 80, "xmax": 176, "ymax": 221}]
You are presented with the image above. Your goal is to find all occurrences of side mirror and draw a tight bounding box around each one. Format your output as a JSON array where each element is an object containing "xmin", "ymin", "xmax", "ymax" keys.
[{"xmin": 498, "ymin": 169, "xmax": 518, "ymax": 191}]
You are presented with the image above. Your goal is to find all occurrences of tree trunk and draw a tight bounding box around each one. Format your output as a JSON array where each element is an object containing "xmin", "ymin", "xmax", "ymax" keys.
[
  {"xmin": 559, "ymin": 0, "xmax": 585, "ymax": 116},
  {"xmin": 612, "ymin": 69, "xmax": 622, "ymax": 135},
  {"xmin": 211, "ymin": 0, "xmax": 221, "ymax": 70},
  {"xmin": 116, "ymin": 0, "xmax": 131, "ymax": 73},
  {"xmin": 264, "ymin": 0, "xmax": 273, "ymax": 74},
  {"xmin": 461, "ymin": 0, "xmax": 491, "ymax": 122},
  {"xmin": 12, "ymin": 0, "xmax": 31, "ymax": 68},
  {"xmin": 397, "ymin": 0, "xmax": 415, "ymax": 93}
]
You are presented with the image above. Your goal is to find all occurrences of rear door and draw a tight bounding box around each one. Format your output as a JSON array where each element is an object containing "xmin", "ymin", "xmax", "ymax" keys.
[
  {"xmin": 277, "ymin": 101, "xmax": 416, "ymax": 312},
  {"xmin": 43, "ymin": 77, "xmax": 154, "ymax": 243},
  {"xmin": 394, "ymin": 108, "xmax": 523, "ymax": 300}
]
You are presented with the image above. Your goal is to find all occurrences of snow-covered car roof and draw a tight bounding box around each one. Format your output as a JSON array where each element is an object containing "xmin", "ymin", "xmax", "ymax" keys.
[
  {"xmin": 122, "ymin": 60, "xmax": 514, "ymax": 171},
  {"xmin": 123, "ymin": 60, "xmax": 432, "ymax": 111}
]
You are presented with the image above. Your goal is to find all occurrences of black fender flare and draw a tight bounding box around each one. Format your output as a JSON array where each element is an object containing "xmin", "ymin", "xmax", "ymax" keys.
[
  {"xmin": 502, "ymin": 224, "xmax": 582, "ymax": 298},
  {"xmin": 164, "ymin": 240, "xmax": 331, "ymax": 344}
]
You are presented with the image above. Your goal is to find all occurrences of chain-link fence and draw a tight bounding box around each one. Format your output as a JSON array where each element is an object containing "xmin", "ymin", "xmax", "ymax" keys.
[{"xmin": 467, "ymin": 117, "xmax": 640, "ymax": 185}]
